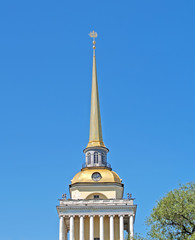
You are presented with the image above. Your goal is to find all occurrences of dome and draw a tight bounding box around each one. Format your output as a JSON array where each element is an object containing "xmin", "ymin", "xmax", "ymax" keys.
[{"xmin": 71, "ymin": 168, "xmax": 122, "ymax": 184}]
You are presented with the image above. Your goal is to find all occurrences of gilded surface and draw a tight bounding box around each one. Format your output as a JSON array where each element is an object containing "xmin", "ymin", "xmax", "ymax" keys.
[
  {"xmin": 86, "ymin": 55, "xmax": 106, "ymax": 148},
  {"xmin": 86, "ymin": 33, "xmax": 106, "ymax": 149},
  {"xmin": 71, "ymin": 168, "xmax": 122, "ymax": 184}
]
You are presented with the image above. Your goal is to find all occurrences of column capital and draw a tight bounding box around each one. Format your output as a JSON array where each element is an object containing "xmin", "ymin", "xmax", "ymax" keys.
[{"xmin": 108, "ymin": 214, "xmax": 115, "ymax": 218}]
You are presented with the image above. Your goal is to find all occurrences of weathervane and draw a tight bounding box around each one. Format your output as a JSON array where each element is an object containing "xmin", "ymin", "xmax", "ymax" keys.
[{"xmin": 89, "ymin": 30, "xmax": 98, "ymax": 56}]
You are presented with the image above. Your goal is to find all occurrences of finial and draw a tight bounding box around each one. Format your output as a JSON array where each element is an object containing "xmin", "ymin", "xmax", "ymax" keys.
[{"xmin": 89, "ymin": 31, "xmax": 98, "ymax": 56}]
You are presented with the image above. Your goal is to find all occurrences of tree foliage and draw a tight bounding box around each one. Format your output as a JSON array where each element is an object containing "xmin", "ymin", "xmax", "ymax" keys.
[
  {"xmin": 147, "ymin": 182, "xmax": 195, "ymax": 240},
  {"xmin": 126, "ymin": 233, "xmax": 147, "ymax": 240}
]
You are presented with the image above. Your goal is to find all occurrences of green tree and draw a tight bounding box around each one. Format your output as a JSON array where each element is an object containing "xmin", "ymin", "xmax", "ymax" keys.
[
  {"xmin": 147, "ymin": 182, "xmax": 195, "ymax": 240},
  {"xmin": 126, "ymin": 233, "xmax": 147, "ymax": 240}
]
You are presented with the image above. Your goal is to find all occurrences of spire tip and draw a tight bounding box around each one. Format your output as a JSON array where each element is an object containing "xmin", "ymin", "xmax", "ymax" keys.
[{"xmin": 89, "ymin": 31, "xmax": 98, "ymax": 56}]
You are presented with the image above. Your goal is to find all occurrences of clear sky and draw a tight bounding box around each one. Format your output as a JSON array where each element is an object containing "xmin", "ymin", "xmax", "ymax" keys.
[{"xmin": 0, "ymin": 0, "xmax": 194, "ymax": 239}]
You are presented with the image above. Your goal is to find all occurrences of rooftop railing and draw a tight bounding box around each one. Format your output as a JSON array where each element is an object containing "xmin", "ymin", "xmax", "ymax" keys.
[{"xmin": 82, "ymin": 162, "xmax": 111, "ymax": 169}]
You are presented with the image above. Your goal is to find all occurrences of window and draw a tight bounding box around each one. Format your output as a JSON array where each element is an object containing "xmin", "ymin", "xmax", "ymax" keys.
[
  {"xmin": 94, "ymin": 152, "xmax": 98, "ymax": 164},
  {"xmin": 94, "ymin": 195, "xmax": 99, "ymax": 199},
  {"xmin": 94, "ymin": 238, "xmax": 100, "ymax": 240},
  {"xmin": 102, "ymin": 153, "xmax": 106, "ymax": 164},
  {"xmin": 87, "ymin": 153, "xmax": 91, "ymax": 164}
]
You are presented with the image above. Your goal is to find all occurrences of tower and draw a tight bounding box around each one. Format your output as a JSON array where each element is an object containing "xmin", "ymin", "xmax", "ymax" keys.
[{"xmin": 57, "ymin": 32, "xmax": 137, "ymax": 240}]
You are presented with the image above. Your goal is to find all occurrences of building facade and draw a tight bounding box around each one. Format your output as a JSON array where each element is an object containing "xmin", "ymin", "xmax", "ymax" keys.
[{"xmin": 57, "ymin": 32, "xmax": 137, "ymax": 240}]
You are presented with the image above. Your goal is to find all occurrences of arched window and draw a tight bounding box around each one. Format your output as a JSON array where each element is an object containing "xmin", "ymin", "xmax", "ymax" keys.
[
  {"xmin": 102, "ymin": 153, "xmax": 106, "ymax": 164},
  {"xmin": 94, "ymin": 152, "xmax": 98, "ymax": 164},
  {"xmin": 87, "ymin": 153, "xmax": 91, "ymax": 164}
]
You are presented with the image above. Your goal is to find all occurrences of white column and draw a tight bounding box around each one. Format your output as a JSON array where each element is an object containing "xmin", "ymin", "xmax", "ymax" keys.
[
  {"xmin": 109, "ymin": 215, "xmax": 114, "ymax": 240},
  {"xmin": 90, "ymin": 215, "xmax": 94, "ymax": 240},
  {"xmin": 119, "ymin": 215, "xmax": 124, "ymax": 240},
  {"xmin": 59, "ymin": 216, "xmax": 65, "ymax": 240},
  {"xmin": 70, "ymin": 216, "xmax": 74, "ymax": 240},
  {"xmin": 129, "ymin": 215, "xmax": 134, "ymax": 239},
  {"xmin": 100, "ymin": 215, "xmax": 104, "ymax": 240},
  {"xmin": 80, "ymin": 216, "xmax": 84, "ymax": 240}
]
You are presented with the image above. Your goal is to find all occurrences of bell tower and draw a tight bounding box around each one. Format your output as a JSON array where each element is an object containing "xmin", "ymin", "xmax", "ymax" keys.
[{"xmin": 57, "ymin": 32, "xmax": 137, "ymax": 240}]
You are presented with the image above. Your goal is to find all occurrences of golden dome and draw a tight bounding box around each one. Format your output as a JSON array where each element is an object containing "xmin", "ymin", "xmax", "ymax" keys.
[{"xmin": 71, "ymin": 168, "xmax": 122, "ymax": 184}]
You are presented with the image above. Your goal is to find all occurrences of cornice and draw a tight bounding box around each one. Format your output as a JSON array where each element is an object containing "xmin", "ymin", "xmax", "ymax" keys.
[
  {"xmin": 56, "ymin": 204, "xmax": 137, "ymax": 217},
  {"xmin": 69, "ymin": 182, "xmax": 124, "ymax": 188},
  {"xmin": 57, "ymin": 205, "xmax": 137, "ymax": 217}
]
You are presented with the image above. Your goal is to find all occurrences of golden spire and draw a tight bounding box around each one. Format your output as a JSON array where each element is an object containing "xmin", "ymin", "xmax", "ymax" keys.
[{"xmin": 86, "ymin": 31, "xmax": 106, "ymax": 149}]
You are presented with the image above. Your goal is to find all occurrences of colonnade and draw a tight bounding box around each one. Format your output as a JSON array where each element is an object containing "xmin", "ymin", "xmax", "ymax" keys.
[{"xmin": 59, "ymin": 214, "xmax": 134, "ymax": 240}]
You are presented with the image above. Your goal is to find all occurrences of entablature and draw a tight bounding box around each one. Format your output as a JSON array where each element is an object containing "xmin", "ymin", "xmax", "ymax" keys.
[
  {"xmin": 59, "ymin": 199, "xmax": 134, "ymax": 206},
  {"xmin": 57, "ymin": 199, "xmax": 137, "ymax": 219}
]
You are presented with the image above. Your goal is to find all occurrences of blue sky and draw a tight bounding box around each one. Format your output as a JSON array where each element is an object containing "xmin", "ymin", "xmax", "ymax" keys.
[{"xmin": 0, "ymin": 0, "xmax": 194, "ymax": 239}]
